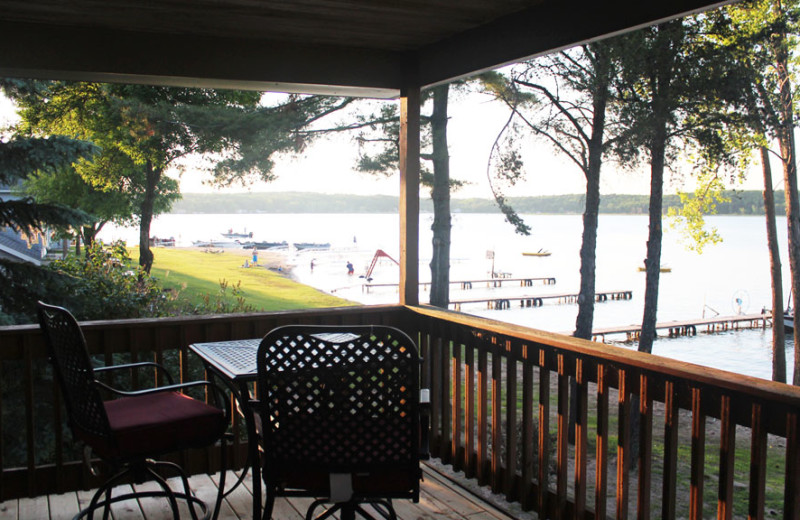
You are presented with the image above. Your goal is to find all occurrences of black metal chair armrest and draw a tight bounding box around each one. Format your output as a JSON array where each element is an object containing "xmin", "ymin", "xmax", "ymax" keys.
[
  {"xmin": 94, "ymin": 361, "xmax": 175, "ymax": 385},
  {"xmin": 419, "ymin": 388, "xmax": 431, "ymax": 460},
  {"xmin": 94, "ymin": 380, "xmax": 231, "ymax": 421}
]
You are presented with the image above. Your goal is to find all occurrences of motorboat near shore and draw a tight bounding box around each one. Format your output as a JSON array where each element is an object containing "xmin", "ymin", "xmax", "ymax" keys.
[
  {"xmin": 221, "ymin": 229, "xmax": 253, "ymax": 239},
  {"xmin": 240, "ymin": 241, "xmax": 288, "ymax": 250}
]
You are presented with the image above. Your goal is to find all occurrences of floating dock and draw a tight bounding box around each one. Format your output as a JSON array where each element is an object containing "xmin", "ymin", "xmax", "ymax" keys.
[
  {"xmin": 449, "ymin": 289, "xmax": 632, "ymax": 311},
  {"xmin": 362, "ymin": 276, "xmax": 557, "ymax": 293},
  {"xmin": 591, "ymin": 313, "xmax": 771, "ymax": 342}
]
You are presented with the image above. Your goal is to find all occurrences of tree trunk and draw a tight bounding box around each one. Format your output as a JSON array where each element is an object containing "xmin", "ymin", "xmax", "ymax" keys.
[
  {"xmin": 429, "ymin": 85, "xmax": 451, "ymax": 308},
  {"xmin": 139, "ymin": 160, "xmax": 160, "ymax": 274},
  {"xmin": 638, "ymin": 22, "xmax": 677, "ymax": 355},
  {"xmin": 772, "ymin": 11, "xmax": 800, "ymax": 384},
  {"xmin": 638, "ymin": 134, "xmax": 665, "ymax": 355},
  {"xmin": 760, "ymin": 145, "xmax": 786, "ymax": 382},
  {"xmin": 573, "ymin": 43, "xmax": 611, "ymax": 340},
  {"xmin": 81, "ymin": 226, "xmax": 94, "ymax": 258}
]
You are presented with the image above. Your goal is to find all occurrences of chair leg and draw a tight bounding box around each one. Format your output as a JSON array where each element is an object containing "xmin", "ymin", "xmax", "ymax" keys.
[
  {"xmin": 364, "ymin": 500, "xmax": 396, "ymax": 520},
  {"xmin": 306, "ymin": 499, "xmax": 342, "ymax": 520},
  {"xmin": 151, "ymin": 459, "xmax": 210, "ymax": 520},
  {"xmin": 211, "ymin": 434, "xmax": 228, "ymax": 520},
  {"xmin": 261, "ymin": 485, "xmax": 277, "ymax": 520},
  {"xmin": 145, "ymin": 464, "xmax": 183, "ymax": 519},
  {"xmin": 77, "ymin": 465, "xmax": 136, "ymax": 520}
]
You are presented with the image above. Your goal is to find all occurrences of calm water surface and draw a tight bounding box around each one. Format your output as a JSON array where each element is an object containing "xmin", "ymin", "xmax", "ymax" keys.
[{"xmin": 99, "ymin": 213, "xmax": 795, "ymax": 381}]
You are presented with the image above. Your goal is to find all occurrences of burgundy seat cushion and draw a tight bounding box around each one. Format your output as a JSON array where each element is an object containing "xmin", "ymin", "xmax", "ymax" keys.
[{"xmin": 96, "ymin": 391, "xmax": 225, "ymax": 459}]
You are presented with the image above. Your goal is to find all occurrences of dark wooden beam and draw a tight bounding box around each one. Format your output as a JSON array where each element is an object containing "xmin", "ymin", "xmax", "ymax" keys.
[
  {"xmin": 417, "ymin": 0, "xmax": 732, "ymax": 87},
  {"xmin": 0, "ymin": 21, "xmax": 408, "ymax": 97}
]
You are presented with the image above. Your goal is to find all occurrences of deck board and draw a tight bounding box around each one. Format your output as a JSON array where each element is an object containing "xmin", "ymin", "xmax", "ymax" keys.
[{"xmin": 1, "ymin": 464, "xmax": 519, "ymax": 519}]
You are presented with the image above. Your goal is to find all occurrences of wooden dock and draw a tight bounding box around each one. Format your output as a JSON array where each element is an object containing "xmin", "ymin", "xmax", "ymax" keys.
[
  {"xmin": 449, "ymin": 289, "xmax": 632, "ymax": 311},
  {"xmin": 591, "ymin": 313, "xmax": 772, "ymax": 342},
  {"xmin": 362, "ymin": 276, "xmax": 557, "ymax": 293}
]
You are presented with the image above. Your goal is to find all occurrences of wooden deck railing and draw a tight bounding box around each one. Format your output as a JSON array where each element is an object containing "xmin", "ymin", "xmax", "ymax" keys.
[
  {"xmin": 0, "ymin": 305, "xmax": 408, "ymax": 501},
  {"xmin": 2, "ymin": 304, "xmax": 800, "ymax": 519},
  {"xmin": 406, "ymin": 305, "xmax": 800, "ymax": 519}
]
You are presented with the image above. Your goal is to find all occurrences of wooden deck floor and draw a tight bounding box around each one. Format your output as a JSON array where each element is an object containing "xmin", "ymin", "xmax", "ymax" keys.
[{"xmin": 0, "ymin": 464, "xmax": 518, "ymax": 519}]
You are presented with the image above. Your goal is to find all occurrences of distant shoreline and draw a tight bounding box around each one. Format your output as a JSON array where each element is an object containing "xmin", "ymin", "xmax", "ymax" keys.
[{"xmin": 170, "ymin": 190, "xmax": 784, "ymax": 216}]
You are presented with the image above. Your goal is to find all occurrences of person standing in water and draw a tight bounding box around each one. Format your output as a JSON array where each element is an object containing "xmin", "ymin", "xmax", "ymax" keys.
[{"xmin": 346, "ymin": 261, "xmax": 354, "ymax": 275}]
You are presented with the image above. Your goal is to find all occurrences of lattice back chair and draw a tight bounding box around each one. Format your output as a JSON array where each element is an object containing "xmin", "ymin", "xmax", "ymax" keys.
[
  {"xmin": 253, "ymin": 324, "xmax": 428, "ymax": 520},
  {"xmin": 37, "ymin": 301, "xmax": 229, "ymax": 520}
]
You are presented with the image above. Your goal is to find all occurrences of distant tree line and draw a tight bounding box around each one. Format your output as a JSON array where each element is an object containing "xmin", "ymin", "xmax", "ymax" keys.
[{"xmin": 171, "ymin": 190, "xmax": 790, "ymax": 215}]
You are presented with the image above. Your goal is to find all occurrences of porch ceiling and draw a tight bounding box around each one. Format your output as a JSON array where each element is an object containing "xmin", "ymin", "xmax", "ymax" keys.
[{"xmin": 0, "ymin": 0, "xmax": 731, "ymax": 97}]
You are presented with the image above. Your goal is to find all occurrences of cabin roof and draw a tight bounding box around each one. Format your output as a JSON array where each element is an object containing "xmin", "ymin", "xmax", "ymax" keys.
[{"xmin": 0, "ymin": 0, "xmax": 730, "ymax": 97}]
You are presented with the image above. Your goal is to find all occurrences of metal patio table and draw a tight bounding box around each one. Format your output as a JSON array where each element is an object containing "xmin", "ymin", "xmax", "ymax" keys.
[{"xmin": 189, "ymin": 338, "xmax": 263, "ymax": 519}]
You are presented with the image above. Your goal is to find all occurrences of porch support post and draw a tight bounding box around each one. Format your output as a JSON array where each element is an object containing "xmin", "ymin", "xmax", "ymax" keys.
[{"xmin": 399, "ymin": 86, "xmax": 420, "ymax": 305}]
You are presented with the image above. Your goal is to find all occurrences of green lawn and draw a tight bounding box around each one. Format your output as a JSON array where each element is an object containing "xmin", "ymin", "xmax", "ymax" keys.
[{"xmin": 142, "ymin": 247, "xmax": 355, "ymax": 311}]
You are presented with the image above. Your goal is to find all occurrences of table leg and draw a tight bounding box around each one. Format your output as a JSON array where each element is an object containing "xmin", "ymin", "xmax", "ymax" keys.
[{"xmin": 237, "ymin": 380, "xmax": 261, "ymax": 520}]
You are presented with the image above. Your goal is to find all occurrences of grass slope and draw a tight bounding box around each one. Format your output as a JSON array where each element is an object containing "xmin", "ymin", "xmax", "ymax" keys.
[{"xmin": 142, "ymin": 247, "xmax": 355, "ymax": 311}]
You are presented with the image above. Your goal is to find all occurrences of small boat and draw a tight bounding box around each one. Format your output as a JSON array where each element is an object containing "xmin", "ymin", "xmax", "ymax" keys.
[
  {"xmin": 294, "ymin": 242, "xmax": 331, "ymax": 251},
  {"xmin": 638, "ymin": 266, "xmax": 672, "ymax": 273},
  {"xmin": 522, "ymin": 250, "xmax": 551, "ymax": 257},
  {"xmin": 149, "ymin": 236, "xmax": 175, "ymax": 247},
  {"xmin": 221, "ymin": 229, "xmax": 253, "ymax": 239},
  {"xmin": 241, "ymin": 241, "xmax": 288, "ymax": 249},
  {"xmin": 786, "ymin": 309, "xmax": 794, "ymax": 332}
]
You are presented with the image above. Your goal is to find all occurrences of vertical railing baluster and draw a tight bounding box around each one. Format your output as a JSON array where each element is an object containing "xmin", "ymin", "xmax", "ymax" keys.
[
  {"xmin": 465, "ymin": 329, "xmax": 476, "ymax": 479},
  {"xmin": 491, "ymin": 336, "xmax": 502, "ymax": 493},
  {"xmin": 478, "ymin": 336, "xmax": 489, "ymax": 486},
  {"xmin": 0, "ymin": 355, "xmax": 5, "ymax": 500},
  {"xmin": 717, "ymin": 394, "xmax": 735, "ymax": 520},
  {"xmin": 690, "ymin": 386, "xmax": 706, "ymax": 520},
  {"xmin": 521, "ymin": 343, "xmax": 535, "ymax": 510},
  {"xmin": 23, "ymin": 334, "xmax": 36, "ymax": 497},
  {"xmin": 574, "ymin": 356, "xmax": 588, "ymax": 518},
  {"xmin": 617, "ymin": 368, "xmax": 631, "ymax": 520},
  {"xmin": 748, "ymin": 402, "xmax": 766, "ymax": 520},
  {"xmin": 785, "ymin": 411, "xmax": 800, "ymax": 520},
  {"xmin": 52, "ymin": 372, "xmax": 63, "ymax": 493},
  {"xmin": 538, "ymin": 348, "xmax": 551, "ymax": 516},
  {"xmin": 556, "ymin": 353, "xmax": 569, "ymax": 518},
  {"xmin": 662, "ymin": 380, "xmax": 679, "ymax": 520},
  {"xmin": 441, "ymin": 324, "xmax": 452, "ymax": 464},
  {"xmin": 637, "ymin": 373, "xmax": 652, "ymax": 519},
  {"xmin": 452, "ymin": 326, "xmax": 463, "ymax": 471},
  {"xmin": 431, "ymin": 331, "xmax": 442, "ymax": 456},
  {"xmin": 505, "ymin": 338, "xmax": 518, "ymax": 501},
  {"xmin": 595, "ymin": 363, "xmax": 609, "ymax": 520}
]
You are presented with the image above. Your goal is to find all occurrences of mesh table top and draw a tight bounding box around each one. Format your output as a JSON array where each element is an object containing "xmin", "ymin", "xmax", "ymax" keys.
[
  {"xmin": 190, "ymin": 338, "xmax": 261, "ymax": 380},
  {"xmin": 189, "ymin": 333, "xmax": 363, "ymax": 380}
]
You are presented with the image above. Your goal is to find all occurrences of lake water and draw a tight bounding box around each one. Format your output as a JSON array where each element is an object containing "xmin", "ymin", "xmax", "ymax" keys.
[{"xmin": 98, "ymin": 212, "xmax": 796, "ymax": 381}]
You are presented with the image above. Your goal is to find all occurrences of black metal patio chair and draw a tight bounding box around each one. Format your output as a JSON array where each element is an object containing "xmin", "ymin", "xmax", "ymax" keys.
[
  {"xmin": 251, "ymin": 324, "xmax": 429, "ymax": 520},
  {"xmin": 36, "ymin": 301, "xmax": 230, "ymax": 520}
]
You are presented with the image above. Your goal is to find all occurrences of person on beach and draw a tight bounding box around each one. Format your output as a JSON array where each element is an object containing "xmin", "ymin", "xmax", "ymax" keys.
[
  {"xmin": 310, "ymin": 259, "xmax": 316, "ymax": 271},
  {"xmin": 252, "ymin": 246, "xmax": 259, "ymax": 265},
  {"xmin": 346, "ymin": 261, "xmax": 354, "ymax": 275}
]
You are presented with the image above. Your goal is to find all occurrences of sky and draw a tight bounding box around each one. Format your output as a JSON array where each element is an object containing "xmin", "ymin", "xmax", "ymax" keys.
[
  {"xmin": 176, "ymin": 90, "xmax": 653, "ymax": 199},
  {"xmin": 1, "ymin": 87, "xmax": 767, "ymax": 199}
]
